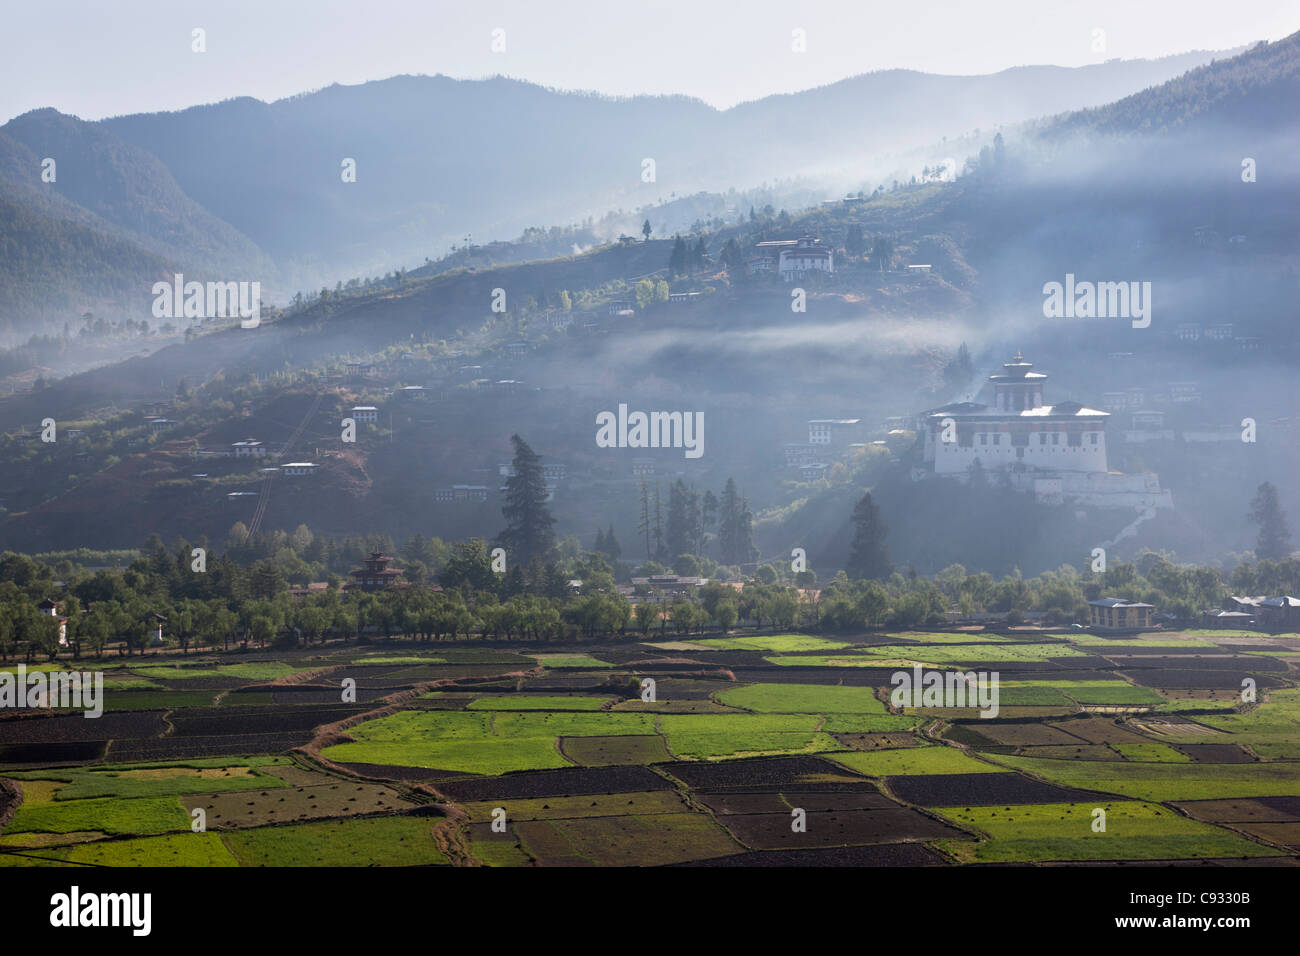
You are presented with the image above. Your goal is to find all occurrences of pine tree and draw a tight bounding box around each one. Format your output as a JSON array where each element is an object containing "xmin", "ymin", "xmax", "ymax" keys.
[
  {"xmin": 497, "ymin": 435, "xmax": 556, "ymax": 564},
  {"xmin": 845, "ymin": 224, "xmax": 865, "ymax": 258},
  {"xmin": 669, "ymin": 236, "xmax": 687, "ymax": 276},
  {"xmin": 605, "ymin": 524, "xmax": 621, "ymax": 564},
  {"xmin": 717, "ymin": 479, "xmax": 740, "ymax": 564},
  {"xmin": 719, "ymin": 237, "xmax": 743, "ymax": 275},
  {"xmin": 251, "ymin": 560, "xmax": 286, "ymax": 600},
  {"xmin": 666, "ymin": 479, "xmax": 693, "ymax": 559},
  {"xmin": 737, "ymin": 497, "xmax": 756, "ymax": 565},
  {"xmin": 653, "ymin": 484, "xmax": 667, "ymax": 563},
  {"xmin": 870, "ymin": 236, "xmax": 894, "ymax": 272},
  {"xmin": 716, "ymin": 478, "xmax": 755, "ymax": 566},
  {"xmin": 1249, "ymin": 481, "xmax": 1293, "ymax": 561},
  {"xmin": 637, "ymin": 480, "xmax": 652, "ymax": 561},
  {"xmin": 687, "ymin": 486, "xmax": 703, "ymax": 556},
  {"xmin": 943, "ymin": 342, "xmax": 975, "ymax": 393},
  {"xmin": 594, "ymin": 527, "xmax": 607, "ymax": 556},
  {"xmin": 846, "ymin": 493, "xmax": 891, "ymax": 580}
]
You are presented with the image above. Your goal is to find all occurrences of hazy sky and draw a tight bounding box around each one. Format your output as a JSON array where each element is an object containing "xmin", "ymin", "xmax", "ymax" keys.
[{"xmin": 3, "ymin": 0, "xmax": 1297, "ymax": 122}]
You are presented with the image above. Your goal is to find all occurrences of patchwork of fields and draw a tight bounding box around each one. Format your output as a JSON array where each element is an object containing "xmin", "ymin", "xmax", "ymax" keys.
[{"xmin": 2, "ymin": 628, "xmax": 1299, "ymax": 866}]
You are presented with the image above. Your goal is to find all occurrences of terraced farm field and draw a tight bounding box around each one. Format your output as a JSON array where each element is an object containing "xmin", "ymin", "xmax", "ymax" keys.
[{"xmin": 2, "ymin": 628, "xmax": 1298, "ymax": 867}]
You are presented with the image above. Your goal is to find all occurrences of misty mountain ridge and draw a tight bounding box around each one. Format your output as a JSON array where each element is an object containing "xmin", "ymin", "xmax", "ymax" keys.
[{"xmin": 0, "ymin": 45, "xmax": 1244, "ymax": 343}]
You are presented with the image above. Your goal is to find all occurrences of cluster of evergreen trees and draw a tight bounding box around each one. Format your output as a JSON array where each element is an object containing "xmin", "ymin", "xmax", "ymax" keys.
[
  {"xmin": 634, "ymin": 477, "xmax": 756, "ymax": 568},
  {"xmin": 667, "ymin": 235, "xmax": 709, "ymax": 276}
]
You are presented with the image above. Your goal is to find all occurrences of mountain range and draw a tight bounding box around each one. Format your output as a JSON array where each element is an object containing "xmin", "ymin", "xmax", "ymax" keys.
[{"xmin": 0, "ymin": 47, "xmax": 1239, "ymax": 342}]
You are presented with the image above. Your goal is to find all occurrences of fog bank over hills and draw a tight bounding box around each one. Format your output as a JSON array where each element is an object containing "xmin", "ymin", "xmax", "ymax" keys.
[{"xmin": 0, "ymin": 47, "xmax": 1235, "ymax": 342}]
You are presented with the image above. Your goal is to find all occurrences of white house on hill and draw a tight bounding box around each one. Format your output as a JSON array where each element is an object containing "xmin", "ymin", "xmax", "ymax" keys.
[
  {"xmin": 778, "ymin": 237, "xmax": 833, "ymax": 281},
  {"xmin": 752, "ymin": 236, "xmax": 834, "ymax": 281}
]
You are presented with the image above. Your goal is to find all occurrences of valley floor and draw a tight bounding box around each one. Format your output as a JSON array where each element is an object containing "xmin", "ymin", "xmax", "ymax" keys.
[{"xmin": 2, "ymin": 627, "xmax": 1299, "ymax": 867}]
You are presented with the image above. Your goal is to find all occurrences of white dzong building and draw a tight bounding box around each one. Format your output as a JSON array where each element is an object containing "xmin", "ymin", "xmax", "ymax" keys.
[{"xmin": 917, "ymin": 353, "xmax": 1172, "ymax": 513}]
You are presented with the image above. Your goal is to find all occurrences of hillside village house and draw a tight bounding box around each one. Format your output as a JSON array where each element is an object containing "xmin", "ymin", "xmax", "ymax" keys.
[
  {"xmin": 780, "ymin": 237, "xmax": 832, "ymax": 280},
  {"xmin": 808, "ymin": 419, "xmax": 863, "ymax": 445},
  {"xmin": 1259, "ymin": 596, "xmax": 1300, "ymax": 632},
  {"xmin": 288, "ymin": 582, "xmax": 331, "ymax": 599},
  {"xmin": 1183, "ymin": 424, "xmax": 1240, "ymax": 443},
  {"xmin": 632, "ymin": 574, "xmax": 709, "ymax": 596},
  {"xmin": 1226, "ymin": 596, "xmax": 1264, "ymax": 612},
  {"xmin": 147, "ymin": 418, "xmax": 176, "ymax": 433},
  {"xmin": 1209, "ymin": 596, "xmax": 1300, "ymax": 631},
  {"xmin": 38, "ymin": 598, "xmax": 68, "ymax": 647},
  {"xmin": 1125, "ymin": 409, "xmax": 1175, "ymax": 444},
  {"xmin": 1133, "ymin": 410, "xmax": 1166, "ymax": 428},
  {"xmin": 351, "ymin": 406, "xmax": 379, "ymax": 424},
  {"xmin": 1202, "ymin": 608, "xmax": 1256, "ymax": 628},
  {"xmin": 281, "ymin": 462, "xmax": 318, "ymax": 476},
  {"xmin": 347, "ymin": 551, "xmax": 405, "ymax": 592},
  {"xmin": 436, "ymin": 484, "xmax": 489, "ymax": 503},
  {"xmin": 232, "ymin": 439, "xmax": 267, "ymax": 457},
  {"xmin": 784, "ymin": 443, "xmax": 817, "ymax": 466},
  {"xmin": 346, "ymin": 361, "xmax": 379, "ymax": 379},
  {"xmin": 1088, "ymin": 597, "xmax": 1155, "ymax": 631},
  {"xmin": 752, "ymin": 236, "xmax": 834, "ymax": 281}
]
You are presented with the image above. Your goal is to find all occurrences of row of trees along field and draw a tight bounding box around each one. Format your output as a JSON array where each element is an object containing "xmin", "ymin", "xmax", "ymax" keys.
[
  {"xmin": 4, "ymin": 537, "xmax": 1298, "ymax": 661},
  {"xmin": 5, "ymin": 541, "xmax": 1298, "ymax": 662},
  {"xmin": 1, "ymin": 441, "xmax": 1295, "ymax": 660}
]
